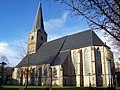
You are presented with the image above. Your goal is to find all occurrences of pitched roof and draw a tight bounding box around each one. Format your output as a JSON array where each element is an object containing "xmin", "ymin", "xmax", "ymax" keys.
[
  {"xmin": 61, "ymin": 30, "xmax": 104, "ymax": 51},
  {"xmin": 52, "ymin": 50, "xmax": 70, "ymax": 66},
  {"xmin": 16, "ymin": 30, "xmax": 105, "ymax": 67},
  {"xmin": 16, "ymin": 36, "xmax": 67, "ymax": 67}
]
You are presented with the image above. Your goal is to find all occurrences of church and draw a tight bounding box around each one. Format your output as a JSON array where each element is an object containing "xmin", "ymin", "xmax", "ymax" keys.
[{"xmin": 12, "ymin": 2, "xmax": 115, "ymax": 87}]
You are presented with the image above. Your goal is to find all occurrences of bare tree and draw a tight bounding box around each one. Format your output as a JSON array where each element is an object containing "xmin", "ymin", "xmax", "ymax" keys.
[
  {"xmin": 53, "ymin": 0, "xmax": 120, "ymax": 42},
  {"xmin": 0, "ymin": 55, "xmax": 9, "ymax": 66},
  {"xmin": 16, "ymin": 41, "xmax": 27, "ymax": 60}
]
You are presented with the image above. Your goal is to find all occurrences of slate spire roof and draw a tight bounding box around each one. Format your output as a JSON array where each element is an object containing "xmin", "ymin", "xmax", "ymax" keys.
[
  {"xmin": 16, "ymin": 30, "xmax": 106, "ymax": 67},
  {"xmin": 32, "ymin": 2, "xmax": 44, "ymax": 31}
]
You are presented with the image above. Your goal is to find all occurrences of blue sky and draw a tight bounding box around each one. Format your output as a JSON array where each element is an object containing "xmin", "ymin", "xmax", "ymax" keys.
[
  {"xmin": 0, "ymin": 0, "xmax": 89, "ymax": 41},
  {"xmin": 1, "ymin": 0, "xmax": 113, "ymax": 66}
]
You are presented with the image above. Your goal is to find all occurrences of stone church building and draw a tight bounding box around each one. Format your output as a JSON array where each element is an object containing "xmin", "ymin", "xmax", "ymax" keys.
[{"xmin": 12, "ymin": 3, "xmax": 115, "ymax": 87}]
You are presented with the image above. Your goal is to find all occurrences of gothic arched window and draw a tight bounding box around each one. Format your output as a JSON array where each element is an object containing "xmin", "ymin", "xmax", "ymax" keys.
[
  {"xmin": 53, "ymin": 67, "xmax": 57, "ymax": 78},
  {"xmin": 31, "ymin": 68, "xmax": 35, "ymax": 77},
  {"xmin": 43, "ymin": 66, "xmax": 47, "ymax": 77},
  {"xmin": 73, "ymin": 51, "xmax": 78, "ymax": 74},
  {"xmin": 96, "ymin": 48, "xmax": 102, "ymax": 75},
  {"xmin": 36, "ymin": 67, "xmax": 38, "ymax": 77},
  {"xmin": 17, "ymin": 69, "xmax": 20, "ymax": 78},
  {"xmin": 84, "ymin": 49, "xmax": 90, "ymax": 75},
  {"xmin": 38, "ymin": 67, "xmax": 42, "ymax": 77}
]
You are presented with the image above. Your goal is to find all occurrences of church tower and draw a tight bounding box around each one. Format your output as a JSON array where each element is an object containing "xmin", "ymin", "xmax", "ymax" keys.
[{"xmin": 28, "ymin": 3, "xmax": 47, "ymax": 54}]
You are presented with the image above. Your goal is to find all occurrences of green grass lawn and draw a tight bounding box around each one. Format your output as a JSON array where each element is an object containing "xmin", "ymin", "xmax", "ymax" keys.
[{"xmin": 0, "ymin": 85, "xmax": 109, "ymax": 90}]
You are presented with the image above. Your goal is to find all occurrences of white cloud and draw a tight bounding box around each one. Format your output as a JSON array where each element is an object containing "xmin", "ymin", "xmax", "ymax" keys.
[
  {"xmin": 0, "ymin": 41, "xmax": 19, "ymax": 67},
  {"xmin": 44, "ymin": 11, "xmax": 69, "ymax": 32},
  {"xmin": 44, "ymin": 11, "xmax": 89, "ymax": 41},
  {"xmin": 0, "ymin": 42, "xmax": 14, "ymax": 57}
]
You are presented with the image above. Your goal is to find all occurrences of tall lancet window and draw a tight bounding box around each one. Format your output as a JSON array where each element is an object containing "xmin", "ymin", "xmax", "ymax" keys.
[
  {"xmin": 73, "ymin": 51, "xmax": 78, "ymax": 74},
  {"xmin": 17, "ymin": 69, "xmax": 20, "ymax": 78},
  {"xmin": 43, "ymin": 66, "xmax": 47, "ymax": 77},
  {"xmin": 84, "ymin": 49, "xmax": 90, "ymax": 75},
  {"xmin": 53, "ymin": 67, "xmax": 57, "ymax": 78},
  {"xmin": 96, "ymin": 48, "xmax": 102, "ymax": 75}
]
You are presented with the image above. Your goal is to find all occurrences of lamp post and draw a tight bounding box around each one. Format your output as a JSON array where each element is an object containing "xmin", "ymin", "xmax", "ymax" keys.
[
  {"xmin": 0, "ymin": 62, "xmax": 7, "ymax": 84},
  {"xmin": 0, "ymin": 62, "xmax": 7, "ymax": 90}
]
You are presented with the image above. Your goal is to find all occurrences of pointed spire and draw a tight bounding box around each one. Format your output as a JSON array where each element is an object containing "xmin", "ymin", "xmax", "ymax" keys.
[{"xmin": 32, "ymin": 2, "xmax": 44, "ymax": 31}]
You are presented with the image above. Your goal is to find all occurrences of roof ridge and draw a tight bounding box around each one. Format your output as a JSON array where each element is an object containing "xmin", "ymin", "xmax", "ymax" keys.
[
  {"xmin": 67, "ymin": 29, "xmax": 92, "ymax": 37},
  {"xmin": 46, "ymin": 29, "xmax": 92, "ymax": 44}
]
